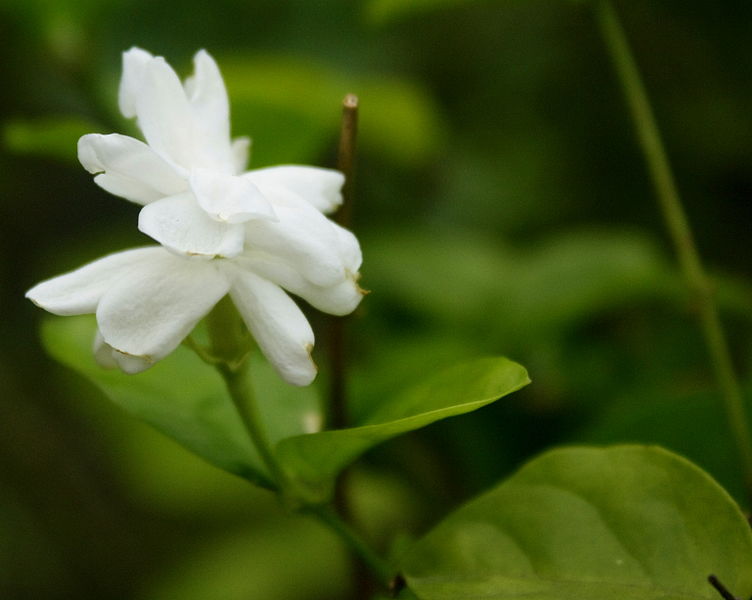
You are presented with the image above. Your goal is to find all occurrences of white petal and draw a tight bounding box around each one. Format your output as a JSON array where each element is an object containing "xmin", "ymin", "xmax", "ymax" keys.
[
  {"xmin": 138, "ymin": 193, "xmax": 245, "ymax": 258},
  {"xmin": 183, "ymin": 50, "xmax": 234, "ymax": 169},
  {"xmin": 119, "ymin": 47, "xmax": 154, "ymax": 119},
  {"xmin": 26, "ymin": 247, "xmax": 163, "ymax": 316},
  {"xmin": 237, "ymin": 252, "xmax": 364, "ymax": 316},
  {"xmin": 231, "ymin": 137, "xmax": 251, "ymax": 174},
  {"xmin": 332, "ymin": 223, "xmax": 363, "ymax": 272},
  {"xmin": 244, "ymin": 166, "xmax": 344, "ymax": 214},
  {"xmin": 78, "ymin": 133, "xmax": 187, "ymax": 204},
  {"xmin": 244, "ymin": 186, "xmax": 346, "ymax": 286},
  {"xmin": 97, "ymin": 253, "xmax": 230, "ymax": 365},
  {"xmin": 93, "ymin": 330, "xmax": 153, "ymax": 374},
  {"xmin": 228, "ymin": 267, "xmax": 316, "ymax": 386},
  {"xmin": 93, "ymin": 330, "xmax": 118, "ymax": 369},
  {"xmin": 189, "ymin": 168, "xmax": 276, "ymax": 224},
  {"xmin": 135, "ymin": 57, "xmax": 199, "ymax": 170}
]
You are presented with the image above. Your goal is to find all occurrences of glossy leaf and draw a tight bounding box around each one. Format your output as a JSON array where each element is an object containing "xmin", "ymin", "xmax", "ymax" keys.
[
  {"xmin": 41, "ymin": 315, "xmax": 321, "ymax": 488},
  {"xmin": 401, "ymin": 445, "xmax": 752, "ymax": 599},
  {"xmin": 275, "ymin": 357, "xmax": 530, "ymax": 502}
]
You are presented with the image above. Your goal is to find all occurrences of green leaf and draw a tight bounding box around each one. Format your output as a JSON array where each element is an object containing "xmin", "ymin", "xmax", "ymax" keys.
[
  {"xmin": 41, "ymin": 315, "xmax": 321, "ymax": 488},
  {"xmin": 3, "ymin": 116, "xmax": 101, "ymax": 163},
  {"xmin": 275, "ymin": 357, "xmax": 530, "ymax": 503},
  {"xmin": 401, "ymin": 445, "xmax": 752, "ymax": 600}
]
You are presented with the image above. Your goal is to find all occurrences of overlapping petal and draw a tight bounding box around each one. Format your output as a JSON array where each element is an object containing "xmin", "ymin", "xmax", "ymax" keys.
[
  {"xmin": 237, "ymin": 252, "xmax": 364, "ymax": 316},
  {"xmin": 139, "ymin": 193, "xmax": 246, "ymax": 258},
  {"xmin": 245, "ymin": 186, "xmax": 348, "ymax": 287},
  {"xmin": 78, "ymin": 133, "xmax": 186, "ymax": 204},
  {"xmin": 189, "ymin": 168, "xmax": 276, "ymax": 224},
  {"xmin": 118, "ymin": 47, "xmax": 153, "ymax": 119},
  {"xmin": 183, "ymin": 50, "xmax": 234, "ymax": 169},
  {"xmin": 228, "ymin": 266, "xmax": 317, "ymax": 387},
  {"xmin": 244, "ymin": 166, "xmax": 344, "ymax": 214},
  {"xmin": 93, "ymin": 329, "xmax": 153, "ymax": 374},
  {"xmin": 96, "ymin": 251, "xmax": 230, "ymax": 366},
  {"xmin": 134, "ymin": 57, "xmax": 199, "ymax": 170}
]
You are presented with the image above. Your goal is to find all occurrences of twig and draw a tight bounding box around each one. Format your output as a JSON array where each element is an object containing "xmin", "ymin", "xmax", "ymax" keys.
[{"xmin": 596, "ymin": 0, "xmax": 752, "ymax": 501}]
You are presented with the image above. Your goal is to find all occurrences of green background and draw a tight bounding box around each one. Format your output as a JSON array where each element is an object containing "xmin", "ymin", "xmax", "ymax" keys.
[{"xmin": 1, "ymin": 0, "xmax": 751, "ymax": 598}]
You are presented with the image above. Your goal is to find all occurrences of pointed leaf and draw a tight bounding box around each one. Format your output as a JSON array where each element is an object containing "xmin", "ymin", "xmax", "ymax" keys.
[
  {"xmin": 275, "ymin": 357, "xmax": 530, "ymax": 503},
  {"xmin": 401, "ymin": 445, "xmax": 752, "ymax": 600}
]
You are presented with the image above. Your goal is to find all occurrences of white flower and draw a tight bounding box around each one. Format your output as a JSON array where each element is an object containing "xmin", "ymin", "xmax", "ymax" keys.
[
  {"xmin": 78, "ymin": 47, "xmax": 345, "ymax": 259},
  {"xmin": 27, "ymin": 47, "xmax": 365, "ymax": 386},
  {"xmin": 27, "ymin": 225, "xmax": 362, "ymax": 385}
]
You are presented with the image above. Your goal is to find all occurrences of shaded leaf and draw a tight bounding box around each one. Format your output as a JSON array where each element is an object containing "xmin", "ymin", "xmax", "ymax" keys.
[
  {"xmin": 401, "ymin": 445, "xmax": 752, "ymax": 599},
  {"xmin": 275, "ymin": 357, "xmax": 530, "ymax": 503}
]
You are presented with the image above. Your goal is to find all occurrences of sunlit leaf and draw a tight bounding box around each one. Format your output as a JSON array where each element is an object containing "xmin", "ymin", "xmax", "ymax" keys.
[
  {"xmin": 41, "ymin": 315, "xmax": 321, "ymax": 488},
  {"xmin": 401, "ymin": 445, "xmax": 752, "ymax": 599},
  {"xmin": 275, "ymin": 357, "xmax": 530, "ymax": 503}
]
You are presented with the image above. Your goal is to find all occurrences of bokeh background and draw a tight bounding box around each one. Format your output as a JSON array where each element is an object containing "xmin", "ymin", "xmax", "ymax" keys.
[{"xmin": 2, "ymin": 0, "xmax": 752, "ymax": 598}]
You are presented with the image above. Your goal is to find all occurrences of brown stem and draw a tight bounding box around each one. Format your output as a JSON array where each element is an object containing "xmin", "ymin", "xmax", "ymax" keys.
[{"xmin": 329, "ymin": 93, "xmax": 359, "ymax": 431}]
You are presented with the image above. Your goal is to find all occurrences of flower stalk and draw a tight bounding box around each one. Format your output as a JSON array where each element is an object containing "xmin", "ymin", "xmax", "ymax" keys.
[
  {"xmin": 329, "ymin": 93, "xmax": 360, "ymax": 431},
  {"xmin": 596, "ymin": 0, "xmax": 752, "ymax": 498},
  {"xmin": 206, "ymin": 297, "xmax": 291, "ymax": 496},
  {"xmin": 204, "ymin": 297, "xmax": 395, "ymax": 590}
]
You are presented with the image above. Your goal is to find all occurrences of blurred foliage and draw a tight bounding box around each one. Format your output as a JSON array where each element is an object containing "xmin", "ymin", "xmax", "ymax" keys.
[{"xmin": 2, "ymin": 0, "xmax": 752, "ymax": 598}]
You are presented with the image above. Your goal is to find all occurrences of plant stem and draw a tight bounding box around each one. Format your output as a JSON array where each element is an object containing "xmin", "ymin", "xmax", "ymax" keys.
[
  {"xmin": 204, "ymin": 299, "xmax": 395, "ymax": 589},
  {"xmin": 308, "ymin": 505, "xmax": 395, "ymax": 589},
  {"xmin": 329, "ymin": 93, "xmax": 360, "ymax": 431},
  {"xmin": 217, "ymin": 361, "xmax": 289, "ymax": 491},
  {"xmin": 596, "ymin": 0, "xmax": 752, "ymax": 497},
  {"xmin": 205, "ymin": 298, "xmax": 290, "ymax": 494}
]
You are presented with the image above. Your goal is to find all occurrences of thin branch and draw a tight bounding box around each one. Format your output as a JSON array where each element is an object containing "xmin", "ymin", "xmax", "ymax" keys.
[
  {"xmin": 596, "ymin": 0, "xmax": 752, "ymax": 501},
  {"xmin": 708, "ymin": 575, "xmax": 740, "ymax": 600},
  {"xmin": 329, "ymin": 93, "xmax": 359, "ymax": 431}
]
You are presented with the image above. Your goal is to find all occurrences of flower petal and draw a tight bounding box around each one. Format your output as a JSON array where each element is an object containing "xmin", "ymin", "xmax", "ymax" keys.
[
  {"xmin": 78, "ymin": 133, "xmax": 186, "ymax": 204},
  {"xmin": 332, "ymin": 222, "xmax": 363, "ymax": 272},
  {"xmin": 244, "ymin": 166, "xmax": 344, "ymax": 214},
  {"xmin": 244, "ymin": 186, "xmax": 346, "ymax": 286},
  {"xmin": 237, "ymin": 252, "xmax": 364, "ymax": 316},
  {"xmin": 228, "ymin": 267, "xmax": 316, "ymax": 386},
  {"xmin": 25, "ymin": 247, "xmax": 162, "ymax": 315},
  {"xmin": 96, "ymin": 252, "xmax": 230, "ymax": 365},
  {"xmin": 231, "ymin": 137, "xmax": 251, "ymax": 174},
  {"xmin": 138, "ymin": 193, "xmax": 245, "ymax": 258},
  {"xmin": 135, "ymin": 57, "xmax": 200, "ymax": 171},
  {"xmin": 93, "ymin": 330, "xmax": 152, "ymax": 373},
  {"xmin": 118, "ymin": 47, "xmax": 154, "ymax": 119},
  {"xmin": 183, "ymin": 50, "xmax": 234, "ymax": 169},
  {"xmin": 189, "ymin": 168, "xmax": 276, "ymax": 224}
]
